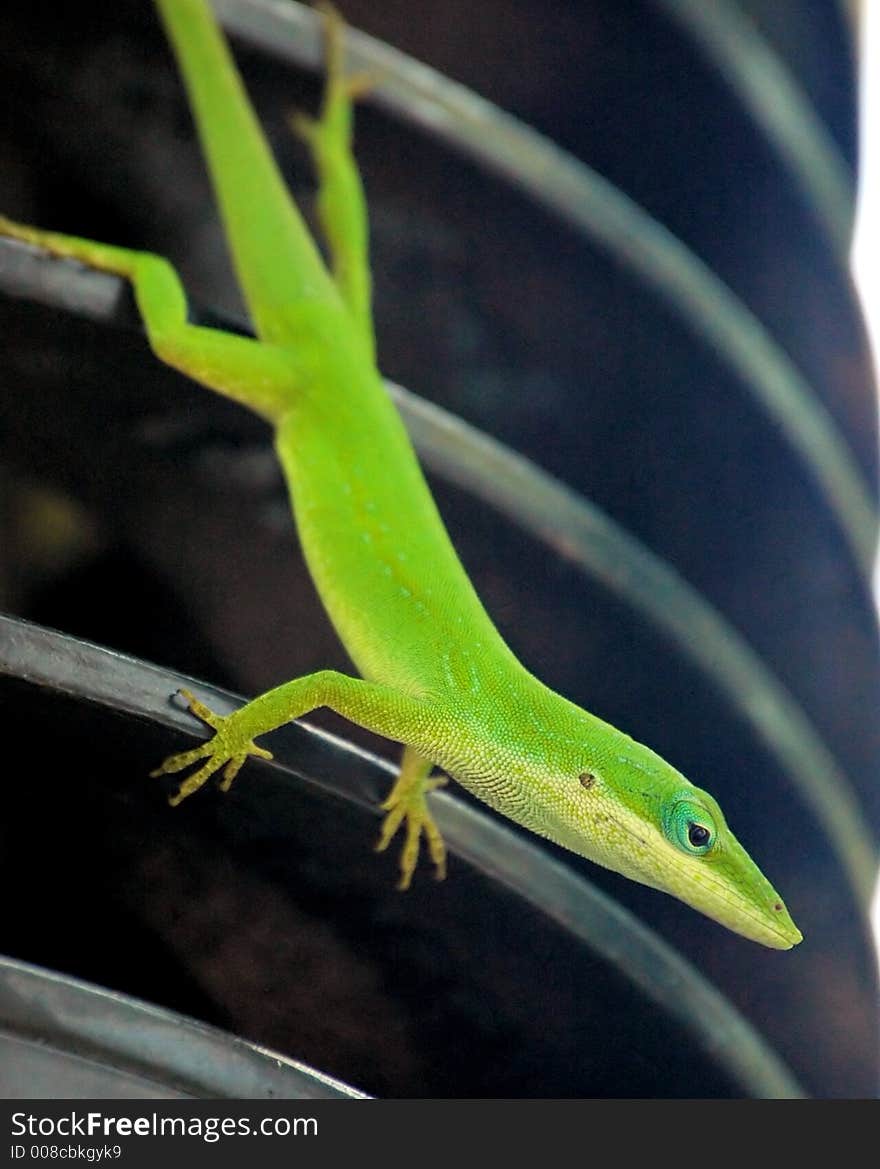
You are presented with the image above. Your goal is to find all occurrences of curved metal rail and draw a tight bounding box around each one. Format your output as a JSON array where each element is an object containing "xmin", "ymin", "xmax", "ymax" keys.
[
  {"xmin": 0, "ymin": 955, "xmax": 366, "ymax": 1099},
  {"xmin": 652, "ymin": 0, "xmax": 855, "ymax": 254}
]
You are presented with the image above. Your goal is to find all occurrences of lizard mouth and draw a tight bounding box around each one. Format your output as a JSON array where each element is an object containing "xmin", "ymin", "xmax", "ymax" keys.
[
  {"xmin": 676, "ymin": 860, "xmax": 802, "ymax": 948},
  {"xmin": 601, "ymin": 807, "xmax": 801, "ymax": 948}
]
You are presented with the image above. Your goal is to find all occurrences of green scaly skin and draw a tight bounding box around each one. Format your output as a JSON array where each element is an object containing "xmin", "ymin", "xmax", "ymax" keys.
[{"xmin": 0, "ymin": 0, "xmax": 801, "ymax": 949}]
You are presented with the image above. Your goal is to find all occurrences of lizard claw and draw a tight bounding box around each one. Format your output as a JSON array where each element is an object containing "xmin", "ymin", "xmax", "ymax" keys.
[
  {"xmin": 152, "ymin": 689, "xmax": 273, "ymax": 805},
  {"xmin": 376, "ymin": 768, "xmax": 448, "ymax": 890}
]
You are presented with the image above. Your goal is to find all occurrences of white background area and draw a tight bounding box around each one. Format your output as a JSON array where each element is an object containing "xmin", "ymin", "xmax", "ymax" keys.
[{"xmin": 851, "ymin": 2, "xmax": 880, "ymax": 954}]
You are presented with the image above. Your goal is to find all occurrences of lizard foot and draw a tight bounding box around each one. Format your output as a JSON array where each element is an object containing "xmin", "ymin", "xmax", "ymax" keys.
[
  {"xmin": 375, "ymin": 761, "xmax": 448, "ymax": 890},
  {"xmin": 151, "ymin": 688, "xmax": 273, "ymax": 806}
]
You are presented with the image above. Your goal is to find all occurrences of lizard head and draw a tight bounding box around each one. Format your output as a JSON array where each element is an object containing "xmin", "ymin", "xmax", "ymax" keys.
[
  {"xmin": 451, "ymin": 691, "xmax": 804, "ymax": 949},
  {"xmin": 538, "ymin": 725, "xmax": 803, "ymax": 949}
]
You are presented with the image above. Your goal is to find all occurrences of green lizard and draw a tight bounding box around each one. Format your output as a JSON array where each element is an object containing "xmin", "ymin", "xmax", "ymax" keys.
[{"xmin": 0, "ymin": 0, "xmax": 801, "ymax": 949}]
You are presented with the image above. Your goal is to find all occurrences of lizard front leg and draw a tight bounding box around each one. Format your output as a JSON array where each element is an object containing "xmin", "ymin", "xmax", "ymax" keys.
[
  {"xmin": 154, "ymin": 670, "xmax": 435, "ymax": 796},
  {"xmin": 155, "ymin": 674, "xmax": 451, "ymax": 886},
  {"xmin": 0, "ymin": 217, "xmax": 299, "ymax": 423}
]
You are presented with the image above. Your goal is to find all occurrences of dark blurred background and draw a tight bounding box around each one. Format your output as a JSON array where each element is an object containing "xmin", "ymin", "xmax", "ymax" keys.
[{"xmin": 0, "ymin": 0, "xmax": 877, "ymax": 1097}]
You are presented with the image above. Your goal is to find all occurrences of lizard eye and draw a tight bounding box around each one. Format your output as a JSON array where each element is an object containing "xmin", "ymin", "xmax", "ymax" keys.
[{"xmin": 664, "ymin": 798, "xmax": 716, "ymax": 856}]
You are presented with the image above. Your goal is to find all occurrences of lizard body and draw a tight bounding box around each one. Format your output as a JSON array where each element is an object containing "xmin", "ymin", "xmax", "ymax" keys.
[{"xmin": 0, "ymin": 0, "xmax": 801, "ymax": 949}]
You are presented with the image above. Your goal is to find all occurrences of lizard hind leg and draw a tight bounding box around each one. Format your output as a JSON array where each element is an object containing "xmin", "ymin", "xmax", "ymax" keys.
[
  {"xmin": 289, "ymin": 3, "xmax": 376, "ymax": 357},
  {"xmin": 376, "ymin": 744, "xmax": 448, "ymax": 890}
]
